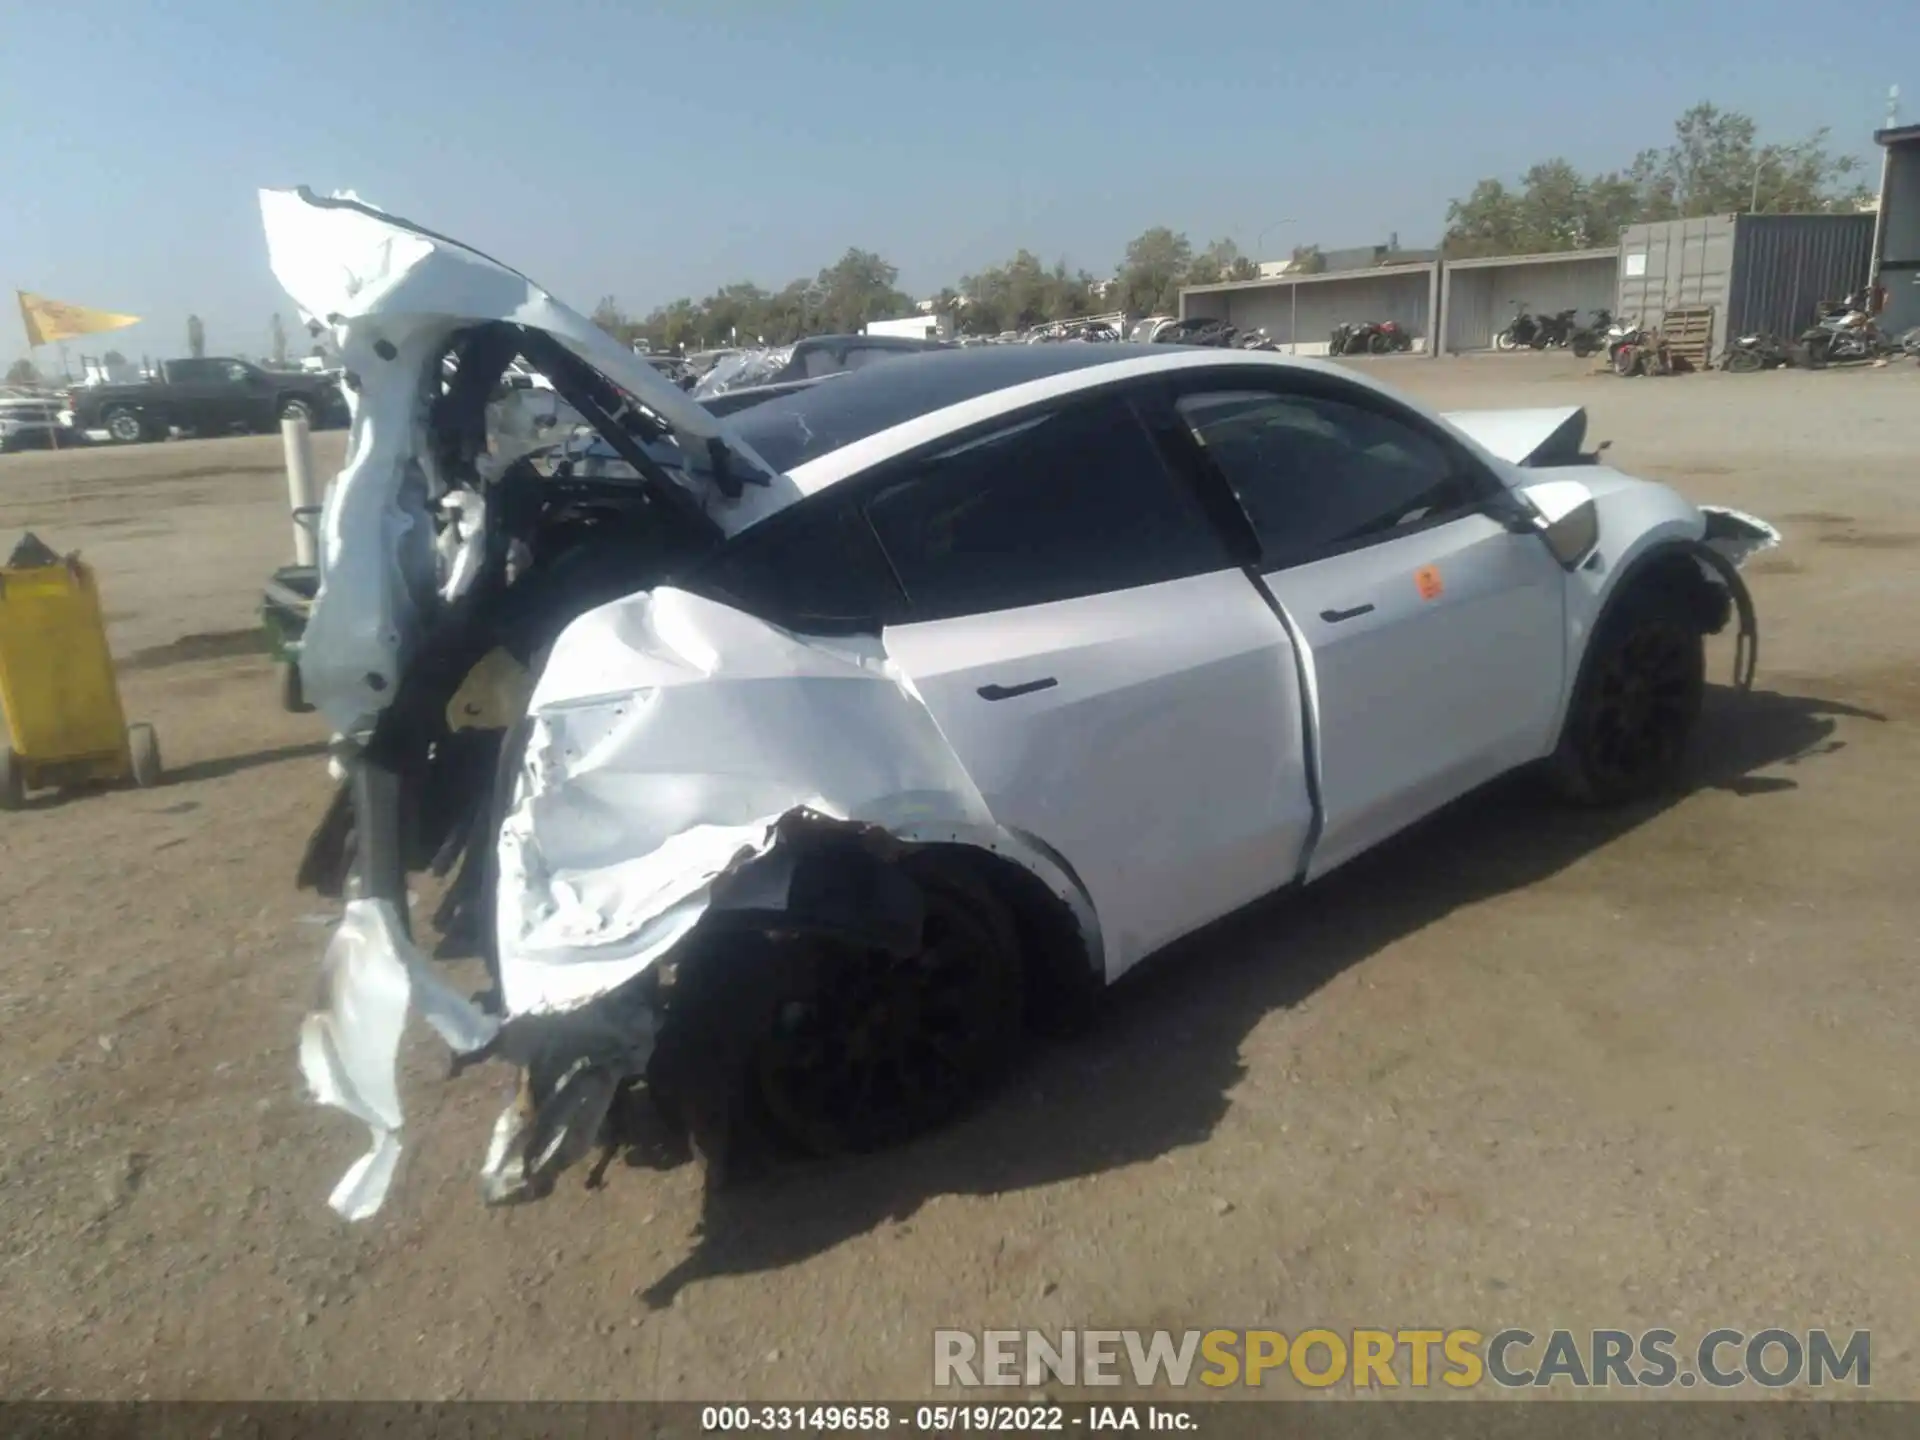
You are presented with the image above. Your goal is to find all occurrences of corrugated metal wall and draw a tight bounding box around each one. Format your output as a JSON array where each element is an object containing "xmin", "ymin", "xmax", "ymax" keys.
[
  {"xmin": 1212, "ymin": 271, "xmax": 1434, "ymax": 355},
  {"xmin": 1442, "ymin": 256, "xmax": 1619, "ymax": 351},
  {"xmin": 1617, "ymin": 216, "xmax": 1736, "ymax": 354},
  {"xmin": 1882, "ymin": 145, "xmax": 1920, "ymax": 264},
  {"xmin": 1727, "ymin": 213, "xmax": 1875, "ymax": 342}
]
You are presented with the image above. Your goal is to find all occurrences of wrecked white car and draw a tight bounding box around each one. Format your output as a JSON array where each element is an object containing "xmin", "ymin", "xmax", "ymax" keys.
[{"xmin": 264, "ymin": 188, "xmax": 1778, "ymax": 1220}]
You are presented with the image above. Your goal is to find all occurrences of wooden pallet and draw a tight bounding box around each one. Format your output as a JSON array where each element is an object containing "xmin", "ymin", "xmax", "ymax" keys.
[{"xmin": 1660, "ymin": 305, "xmax": 1716, "ymax": 368}]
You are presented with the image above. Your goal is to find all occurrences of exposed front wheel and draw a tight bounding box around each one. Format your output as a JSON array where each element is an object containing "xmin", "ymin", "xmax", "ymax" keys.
[
  {"xmin": 1494, "ymin": 330, "xmax": 1518, "ymax": 351},
  {"xmin": 1551, "ymin": 589, "xmax": 1705, "ymax": 806},
  {"xmin": 1612, "ymin": 344, "xmax": 1642, "ymax": 377}
]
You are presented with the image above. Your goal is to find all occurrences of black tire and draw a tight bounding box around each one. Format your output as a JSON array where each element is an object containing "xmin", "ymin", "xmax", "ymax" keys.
[
  {"xmin": 749, "ymin": 859, "xmax": 1024, "ymax": 1158},
  {"xmin": 1724, "ymin": 348, "xmax": 1763, "ymax": 374},
  {"xmin": 1529, "ymin": 330, "xmax": 1551, "ymax": 350},
  {"xmin": 0, "ymin": 744, "xmax": 24, "ymax": 812},
  {"xmin": 280, "ymin": 660, "xmax": 314, "ymax": 714},
  {"xmin": 1572, "ymin": 335, "xmax": 1597, "ymax": 358},
  {"xmin": 128, "ymin": 723, "xmax": 163, "ymax": 788},
  {"xmin": 1612, "ymin": 344, "xmax": 1642, "ymax": 378},
  {"xmin": 1803, "ymin": 336, "xmax": 1831, "ymax": 370},
  {"xmin": 103, "ymin": 407, "xmax": 147, "ymax": 444},
  {"xmin": 1551, "ymin": 584, "xmax": 1705, "ymax": 806},
  {"xmin": 1494, "ymin": 330, "xmax": 1518, "ymax": 352},
  {"xmin": 1368, "ymin": 331, "xmax": 1393, "ymax": 355}
]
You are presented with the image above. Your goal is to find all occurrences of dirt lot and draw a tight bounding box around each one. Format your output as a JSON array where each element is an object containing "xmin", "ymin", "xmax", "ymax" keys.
[{"xmin": 1, "ymin": 355, "xmax": 1916, "ymax": 1401}]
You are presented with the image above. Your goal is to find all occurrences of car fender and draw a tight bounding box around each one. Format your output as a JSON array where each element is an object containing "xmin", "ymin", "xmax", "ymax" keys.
[{"xmin": 1538, "ymin": 469, "xmax": 1768, "ymax": 740}]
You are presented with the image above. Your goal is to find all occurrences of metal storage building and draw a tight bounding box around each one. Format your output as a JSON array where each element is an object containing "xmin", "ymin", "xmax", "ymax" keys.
[
  {"xmin": 1436, "ymin": 248, "xmax": 1619, "ymax": 354},
  {"xmin": 1178, "ymin": 262, "xmax": 1440, "ymax": 354},
  {"xmin": 1618, "ymin": 213, "xmax": 1876, "ymax": 360},
  {"xmin": 1871, "ymin": 123, "xmax": 1920, "ymax": 335}
]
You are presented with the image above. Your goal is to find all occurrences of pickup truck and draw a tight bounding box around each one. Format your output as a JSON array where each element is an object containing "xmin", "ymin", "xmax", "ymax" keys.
[{"xmin": 68, "ymin": 357, "xmax": 347, "ymax": 444}]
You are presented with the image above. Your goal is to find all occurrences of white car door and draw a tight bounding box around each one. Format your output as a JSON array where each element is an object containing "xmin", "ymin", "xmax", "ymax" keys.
[
  {"xmin": 1169, "ymin": 384, "xmax": 1568, "ymax": 880},
  {"xmin": 849, "ymin": 393, "xmax": 1317, "ymax": 980}
]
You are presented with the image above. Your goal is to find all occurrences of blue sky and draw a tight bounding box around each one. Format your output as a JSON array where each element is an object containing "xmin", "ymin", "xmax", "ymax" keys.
[{"xmin": 2, "ymin": 0, "xmax": 1903, "ymax": 365}]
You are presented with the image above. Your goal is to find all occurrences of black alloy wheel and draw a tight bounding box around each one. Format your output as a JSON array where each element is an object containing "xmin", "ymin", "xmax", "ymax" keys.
[
  {"xmin": 1555, "ymin": 596, "xmax": 1704, "ymax": 805},
  {"xmin": 753, "ymin": 866, "xmax": 1022, "ymax": 1157}
]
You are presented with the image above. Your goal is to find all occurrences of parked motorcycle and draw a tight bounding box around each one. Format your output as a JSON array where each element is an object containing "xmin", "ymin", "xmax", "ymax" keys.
[
  {"xmin": 1569, "ymin": 308, "xmax": 1615, "ymax": 358},
  {"xmin": 1721, "ymin": 331, "xmax": 1795, "ymax": 373},
  {"xmin": 1367, "ymin": 320, "xmax": 1413, "ymax": 354},
  {"xmin": 1534, "ymin": 308, "xmax": 1580, "ymax": 349},
  {"xmin": 1799, "ymin": 307, "xmax": 1891, "ymax": 367},
  {"xmin": 1493, "ymin": 304, "xmax": 1540, "ymax": 351},
  {"xmin": 1328, "ymin": 321, "xmax": 1358, "ymax": 355}
]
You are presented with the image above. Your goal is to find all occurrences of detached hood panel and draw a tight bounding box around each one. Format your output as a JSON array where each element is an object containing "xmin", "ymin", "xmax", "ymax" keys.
[
  {"xmin": 1442, "ymin": 405, "xmax": 1589, "ymax": 468},
  {"xmin": 259, "ymin": 187, "xmax": 738, "ymax": 454}
]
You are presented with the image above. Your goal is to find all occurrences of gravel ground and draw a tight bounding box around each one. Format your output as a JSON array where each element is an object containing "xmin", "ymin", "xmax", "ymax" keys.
[{"xmin": 0, "ymin": 355, "xmax": 1915, "ymax": 1401}]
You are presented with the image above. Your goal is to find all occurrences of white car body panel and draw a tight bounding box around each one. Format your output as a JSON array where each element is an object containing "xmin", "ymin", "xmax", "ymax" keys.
[
  {"xmin": 1263, "ymin": 514, "xmax": 1567, "ymax": 879},
  {"xmin": 881, "ymin": 569, "xmax": 1315, "ymax": 978}
]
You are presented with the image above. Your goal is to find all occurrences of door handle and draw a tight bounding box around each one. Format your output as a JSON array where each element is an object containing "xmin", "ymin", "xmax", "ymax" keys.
[
  {"xmin": 1318, "ymin": 604, "xmax": 1376, "ymax": 624},
  {"xmin": 977, "ymin": 677, "xmax": 1058, "ymax": 701}
]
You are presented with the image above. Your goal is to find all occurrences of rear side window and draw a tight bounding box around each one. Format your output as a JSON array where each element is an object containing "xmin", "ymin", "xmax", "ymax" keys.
[
  {"xmin": 862, "ymin": 396, "xmax": 1231, "ymax": 623},
  {"xmin": 1177, "ymin": 389, "xmax": 1478, "ymax": 570},
  {"xmin": 687, "ymin": 498, "xmax": 905, "ymax": 633}
]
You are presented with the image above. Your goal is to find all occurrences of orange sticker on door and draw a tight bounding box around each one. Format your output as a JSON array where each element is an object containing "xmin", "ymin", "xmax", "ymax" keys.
[{"xmin": 1414, "ymin": 565, "xmax": 1444, "ymax": 600}]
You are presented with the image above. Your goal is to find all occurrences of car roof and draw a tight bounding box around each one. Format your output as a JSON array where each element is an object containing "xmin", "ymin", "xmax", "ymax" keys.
[{"xmin": 723, "ymin": 342, "xmax": 1185, "ymax": 476}]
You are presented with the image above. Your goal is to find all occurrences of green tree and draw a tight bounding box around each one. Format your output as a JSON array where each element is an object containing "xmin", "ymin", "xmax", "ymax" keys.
[
  {"xmin": 1186, "ymin": 238, "xmax": 1258, "ymax": 286},
  {"xmin": 591, "ymin": 295, "xmax": 638, "ymax": 345},
  {"xmin": 1289, "ymin": 244, "xmax": 1327, "ymax": 275},
  {"xmin": 1444, "ymin": 102, "xmax": 1872, "ymax": 258},
  {"xmin": 103, "ymin": 349, "xmax": 128, "ymax": 366},
  {"xmin": 1116, "ymin": 227, "xmax": 1193, "ymax": 315},
  {"xmin": 5, "ymin": 358, "xmax": 39, "ymax": 385}
]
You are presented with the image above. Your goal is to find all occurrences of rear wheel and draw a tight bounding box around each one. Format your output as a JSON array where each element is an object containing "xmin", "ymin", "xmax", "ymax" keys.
[
  {"xmin": 1552, "ymin": 585, "xmax": 1705, "ymax": 806},
  {"xmin": 128, "ymin": 723, "xmax": 162, "ymax": 788},
  {"xmin": 1803, "ymin": 335, "xmax": 1831, "ymax": 369},
  {"xmin": 0, "ymin": 745, "xmax": 24, "ymax": 812},
  {"xmin": 1724, "ymin": 348, "xmax": 1763, "ymax": 373},
  {"xmin": 104, "ymin": 408, "xmax": 147, "ymax": 443},
  {"xmin": 1612, "ymin": 344, "xmax": 1642, "ymax": 378},
  {"xmin": 1572, "ymin": 335, "xmax": 1597, "ymax": 358},
  {"xmin": 751, "ymin": 861, "xmax": 1024, "ymax": 1157}
]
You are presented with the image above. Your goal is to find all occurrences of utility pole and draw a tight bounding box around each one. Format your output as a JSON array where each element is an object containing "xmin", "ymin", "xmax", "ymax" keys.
[{"xmin": 1868, "ymin": 85, "xmax": 1899, "ymax": 295}]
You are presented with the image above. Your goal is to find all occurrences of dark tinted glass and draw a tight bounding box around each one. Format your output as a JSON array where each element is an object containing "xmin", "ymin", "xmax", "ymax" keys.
[
  {"xmin": 686, "ymin": 498, "xmax": 905, "ymax": 633},
  {"xmin": 724, "ymin": 344, "xmax": 1152, "ymax": 474},
  {"xmin": 1177, "ymin": 390, "xmax": 1475, "ymax": 569},
  {"xmin": 862, "ymin": 397, "xmax": 1231, "ymax": 623}
]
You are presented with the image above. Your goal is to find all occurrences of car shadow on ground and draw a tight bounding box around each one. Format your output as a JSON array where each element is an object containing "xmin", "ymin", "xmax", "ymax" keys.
[{"xmin": 626, "ymin": 684, "xmax": 1880, "ymax": 1309}]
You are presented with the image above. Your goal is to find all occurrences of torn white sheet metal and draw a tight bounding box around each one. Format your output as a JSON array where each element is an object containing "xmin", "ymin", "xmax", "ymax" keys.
[
  {"xmin": 495, "ymin": 586, "xmax": 1002, "ymax": 1017},
  {"xmin": 258, "ymin": 187, "xmax": 799, "ymax": 738},
  {"xmin": 298, "ymin": 898, "xmax": 499, "ymax": 1220},
  {"xmin": 1699, "ymin": 505, "xmax": 1783, "ymax": 568},
  {"xmin": 1441, "ymin": 405, "xmax": 1588, "ymax": 468}
]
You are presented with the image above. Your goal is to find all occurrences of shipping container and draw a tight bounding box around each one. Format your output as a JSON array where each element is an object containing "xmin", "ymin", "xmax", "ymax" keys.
[{"xmin": 1618, "ymin": 213, "xmax": 1875, "ymax": 360}]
